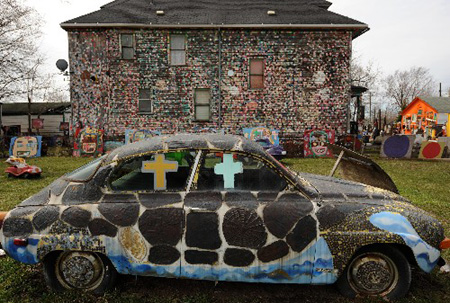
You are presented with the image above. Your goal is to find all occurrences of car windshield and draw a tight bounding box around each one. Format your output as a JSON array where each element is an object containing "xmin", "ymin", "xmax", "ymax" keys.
[{"xmin": 64, "ymin": 156, "xmax": 105, "ymax": 181}]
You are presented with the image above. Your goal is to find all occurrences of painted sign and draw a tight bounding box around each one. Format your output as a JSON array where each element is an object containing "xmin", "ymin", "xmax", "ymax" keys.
[
  {"xmin": 9, "ymin": 136, "xmax": 42, "ymax": 158},
  {"xmin": 380, "ymin": 135, "xmax": 415, "ymax": 159},
  {"xmin": 303, "ymin": 130, "xmax": 335, "ymax": 158},
  {"xmin": 32, "ymin": 119, "xmax": 44, "ymax": 130},
  {"xmin": 73, "ymin": 127, "xmax": 104, "ymax": 157},
  {"xmin": 243, "ymin": 127, "xmax": 280, "ymax": 146},
  {"xmin": 418, "ymin": 141, "xmax": 445, "ymax": 159},
  {"xmin": 125, "ymin": 129, "xmax": 160, "ymax": 144},
  {"xmin": 59, "ymin": 122, "xmax": 70, "ymax": 132}
]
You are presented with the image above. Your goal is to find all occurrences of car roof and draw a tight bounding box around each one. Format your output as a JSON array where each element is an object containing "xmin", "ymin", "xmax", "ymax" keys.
[{"xmin": 104, "ymin": 133, "xmax": 270, "ymax": 163}]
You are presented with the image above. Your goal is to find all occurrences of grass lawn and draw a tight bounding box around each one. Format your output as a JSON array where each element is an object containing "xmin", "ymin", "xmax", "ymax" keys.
[{"xmin": 0, "ymin": 156, "xmax": 449, "ymax": 303}]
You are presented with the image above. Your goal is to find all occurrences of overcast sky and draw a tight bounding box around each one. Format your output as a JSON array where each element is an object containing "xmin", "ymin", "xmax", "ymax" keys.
[{"xmin": 28, "ymin": 0, "xmax": 450, "ymax": 95}]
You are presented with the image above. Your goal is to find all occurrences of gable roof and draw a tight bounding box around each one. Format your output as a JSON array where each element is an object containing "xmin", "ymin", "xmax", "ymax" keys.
[
  {"xmin": 420, "ymin": 96, "xmax": 450, "ymax": 114},
  {"xmin": 402, "ymin": 96, "xmax": 450, "ymax": 114},
  {"xmin": 61, "ymin": 0, "xmax": 368, "ymax": 38}
]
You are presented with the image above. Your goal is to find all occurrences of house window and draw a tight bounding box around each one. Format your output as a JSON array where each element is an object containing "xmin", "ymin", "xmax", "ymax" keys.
[
  {"xmin": 194, "ymin": 89, "xmax": 211, "ymax": 121},
  {"xmin": 139, "ymin": 88, "xmax": 152, "ymax": 113},
  {"xmin": 120, "ymin": 34, "xmax": 135, "ymax": 59},
  {"xmin": 249, "ymin": 58, "xmax": 264, "ymax": 89},
  {"xmin": 170, "ymin": 35, "xmax": 186, "ymax": 66}
]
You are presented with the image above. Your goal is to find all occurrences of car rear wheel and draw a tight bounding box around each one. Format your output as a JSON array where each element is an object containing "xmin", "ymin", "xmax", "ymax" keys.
[
  {"xmin": 43, "ymin": 251, "xmax": 117, "ymax": 295},
  {"xmin": 336, "ymin": 246, "xmax": 411, "ymax": 299}
]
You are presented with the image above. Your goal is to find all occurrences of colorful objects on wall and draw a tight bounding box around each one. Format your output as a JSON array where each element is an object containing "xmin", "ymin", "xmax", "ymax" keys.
[
  {"xmin": 142, "ymin": 154, "xmax": 179, "ymax": 190},
  {"xmin": 243, "ymin": 127, "xmax": 280, "ymax": 146},
  {"xmin": 303, "ymin": 130, "xmax": 335, "ymax": 158},
  {"xmin": 9, "ymin": 136, "xmax": 42, "ymax": 158},
  {"xmin": 380, "ymin": 135, "xmax": 415, "ymax": 159},
  {"xmin": 418, "ymin": 141, "xmax": 445, "ymax": 159},
  {"xmin": 125, "ymin": 129, "xmax": 160, "ymax": 144},
  {"xmin": 68, "ymin": 29, "xmax": 352, "ymax": 137},
  {"xmin": 214, "ymin": 153, "xmax": 243, "ymax": 188},
  {"xmin": 73, "ymin": 127, "xmax": 104, "ymax": 157}
]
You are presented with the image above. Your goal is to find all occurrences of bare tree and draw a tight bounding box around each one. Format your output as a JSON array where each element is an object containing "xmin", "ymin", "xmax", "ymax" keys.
[
  {"xmin": 0, "ymin": 0, "xmax": 42, "ymax": 101},
  {"xmin": 384, "ymin": 67, "xmax": 436, "ymax": 111}
]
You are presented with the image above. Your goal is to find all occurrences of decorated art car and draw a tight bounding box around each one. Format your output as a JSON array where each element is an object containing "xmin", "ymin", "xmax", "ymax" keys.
[{"xmin": 0, "ymin": 134, "xmax": 448, "ymax": 298}]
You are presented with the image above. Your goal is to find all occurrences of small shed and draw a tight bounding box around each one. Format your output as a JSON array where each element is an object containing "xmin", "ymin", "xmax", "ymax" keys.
[
  {"xmin": 1, "ymin": 102, "xmax": 71, "ymax": 136},
  {"xmin": 401, "ymin": 97, "xmax": 450, "ymax": 137}
]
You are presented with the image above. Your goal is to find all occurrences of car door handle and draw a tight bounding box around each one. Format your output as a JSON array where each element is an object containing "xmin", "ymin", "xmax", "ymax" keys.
[{"xmin": 188, "ymin": 207, "xmax": 203, "ymax": 212}]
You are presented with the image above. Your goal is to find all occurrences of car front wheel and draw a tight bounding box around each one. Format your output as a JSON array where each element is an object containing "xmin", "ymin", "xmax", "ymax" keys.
[
  {"xmin": 336, "ymin": 246, "xmax": 411, "ymax": 299},
  {"xmin": 43, "ymin": 251, "xmax": 117, "ymax": 295}
]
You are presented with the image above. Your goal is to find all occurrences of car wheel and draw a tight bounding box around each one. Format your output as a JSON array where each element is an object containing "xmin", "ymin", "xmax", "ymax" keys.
[
  {"xmin": 336, "ymin": 246, "xmax": 411, "ymax": 299},
  {"xmin": 43, "ymin": 251, "xmax": 117, "ymax": 295}
]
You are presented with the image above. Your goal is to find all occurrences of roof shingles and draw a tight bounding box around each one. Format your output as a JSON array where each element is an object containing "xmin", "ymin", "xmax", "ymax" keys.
[{"xmin": 62, "ymin": 0, "xmax": 367, "ymax": 32}]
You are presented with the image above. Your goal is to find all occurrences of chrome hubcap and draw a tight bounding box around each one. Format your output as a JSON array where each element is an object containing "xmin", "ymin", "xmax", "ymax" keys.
[
  {"xmin": 56, "ymin": 252, "xmax": 104, "ymax": 290},
  {"xmin": 348, "ymin": 252, "xmax": 398, "ymax": 296}
]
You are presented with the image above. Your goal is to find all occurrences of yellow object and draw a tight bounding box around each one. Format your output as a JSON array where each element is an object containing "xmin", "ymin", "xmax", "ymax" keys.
[
  {"xmin": 447, "ymin": 114, "xmax": 450, "ymax": 137},
  {"xmin": 142, "ymin": 154, "xmax": 179, "ymax": 190}
]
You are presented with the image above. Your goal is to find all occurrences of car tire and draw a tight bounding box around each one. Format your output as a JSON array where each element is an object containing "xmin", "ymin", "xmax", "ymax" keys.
[
  {"xmin": 43, "ymin": 251, "xmax": 117, "ymax": 295},
  {"xmin": 336, "ymin": 246, "xmax": 411, "ymax": 299}
]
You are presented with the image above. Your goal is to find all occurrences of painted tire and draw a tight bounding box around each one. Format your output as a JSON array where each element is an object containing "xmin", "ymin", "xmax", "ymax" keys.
[
  {"xmin": 43, "ymin": 251, "xmax": 117, "ymax": 295},
  {"xmin": 336, "ymin": 246, "xmax": 411, "ymax": 299}
]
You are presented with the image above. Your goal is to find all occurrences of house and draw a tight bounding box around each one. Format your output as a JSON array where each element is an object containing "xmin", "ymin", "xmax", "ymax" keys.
[
  {"xmin": 1, "ymin": 102, "xmax": 71, "ymax": 136},
  {"xmin": 61, "ymin": 0, "xmax": 368, "ymax": 138},
  {"xmin": 401, "ymin": 96, "xmax": 450, "ymax": 137}
]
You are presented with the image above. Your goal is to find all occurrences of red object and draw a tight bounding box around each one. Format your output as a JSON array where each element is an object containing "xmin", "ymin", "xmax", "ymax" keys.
[
  {"xmin": 422, "ymin": 142, "xmax": 442, "ymax": 159},
  {"xmin": 440, "ymin": 238, "xmax": 450, "ymax": 250},
  {"xmin": 5, "ymin": 164, "xmax": 42, "ymax": 178},
  {"xmin": 32, "ymin": 118, "xmax": 44, "ymax": 130},
  {"xmin": 13, "ymin": 239, "xmax": 28, "ymax": 246}
]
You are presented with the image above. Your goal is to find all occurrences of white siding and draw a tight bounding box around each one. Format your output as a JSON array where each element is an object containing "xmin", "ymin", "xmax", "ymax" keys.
[{"xmin": 2, "ymin": 114, "xmax": 70, "ymax": 135}]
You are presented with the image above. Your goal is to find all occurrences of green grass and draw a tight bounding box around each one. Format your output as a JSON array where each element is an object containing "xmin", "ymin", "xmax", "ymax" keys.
[{"xmin": 0, "ymin": 156, "xmax": 449, "ymax": 302}]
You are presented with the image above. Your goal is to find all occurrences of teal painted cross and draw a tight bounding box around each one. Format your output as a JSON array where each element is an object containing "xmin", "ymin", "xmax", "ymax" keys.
[{"xmin": 214, "ymin": 154, "xmax": 243, "ymax": 189}]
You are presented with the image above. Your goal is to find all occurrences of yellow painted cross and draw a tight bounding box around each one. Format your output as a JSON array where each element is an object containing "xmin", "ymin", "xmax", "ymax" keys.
[{"xmin": 142, "ymin": 154, "xmax": 179, "ymax": 190}]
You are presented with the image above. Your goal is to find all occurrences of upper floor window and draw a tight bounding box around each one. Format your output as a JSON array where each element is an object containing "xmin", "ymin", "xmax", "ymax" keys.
[
  {"xmin": 120, "ymin": 34, "xmax": 135, "ymax": 59},
  {"xmin": 194, "ymin": 89, "xmax": 211, "ymax": 121},
  {"xmin": 250, "ymin": 58, "xmax": 264, "ymax": 89},
  {"xmin": 170, "ymin": 35, "xmax": 186, "ymax": 66},
  {"xmin": 139, "ymin": 88, "xmax": 152, "ymax": 113}
]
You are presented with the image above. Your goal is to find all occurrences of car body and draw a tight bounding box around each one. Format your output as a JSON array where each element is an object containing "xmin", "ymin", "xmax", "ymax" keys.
[
  {"xmin": 0, "ymin": 134, "xmax": 448, "ymax": 298},
  {"xmin": 255, "ymin": 138, "xmax": 287, "ymax": 160}
]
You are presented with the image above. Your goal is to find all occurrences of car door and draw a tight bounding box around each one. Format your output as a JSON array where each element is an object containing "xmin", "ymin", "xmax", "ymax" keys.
[
  {"xmin": 105, "ymin": 150, "xmax": 197, "ymax": 277},
  {"xmin": 181, "ymin": 151, "xmax": 317, "ymax": 284}
]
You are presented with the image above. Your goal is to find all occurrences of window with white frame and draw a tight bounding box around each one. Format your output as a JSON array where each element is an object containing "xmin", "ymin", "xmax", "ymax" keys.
[
  {"xmin": 139, "ymin": 88, "xmax": 152, "ymax": 113},
  {"xmin": 170, "ymin": 35, "xmax": 186, "ymax": 65},
  {"xmin": 194, "ymin": 89, "xmax": 211, "ymax": 121},
  {"xmin": 120, "ymin": 34, "xmax": 135, "ymax": 59}
]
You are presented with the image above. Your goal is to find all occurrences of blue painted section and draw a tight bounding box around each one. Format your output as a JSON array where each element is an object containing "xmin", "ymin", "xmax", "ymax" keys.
[
  {"xmin": 9, "ymin": 136, "xmax": 42, "ymax": 157},
  {"xmin": 243, "ymin": 127, "xmax": 280, "ymax": 146},
  {"xmin": 369, "ymin": 212, "xmax": 440, "ymax": 273},
  {"xmin": 106, "ymin": 238, "xmax": 337, "ymax": 285},
  {"xmin": 214, "ymin": 154, "xmax": 243, "ymax": 189},
  {"xmin": 4, "ymin": 238, "xmax": 39, "ymax": 264},
  {"xmin": 311, "ymin": 237, "xmax": 337, "ymax": 284}
]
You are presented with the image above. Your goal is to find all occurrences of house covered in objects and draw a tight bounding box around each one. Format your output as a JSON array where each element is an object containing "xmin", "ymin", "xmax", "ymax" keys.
[
  {"xmin": 401, "ymin": 96, "xmax": 450, "ymax": 137},
  {"xmin": 61, "ymin": 0, "xmax": 368, "ymax": 139}
]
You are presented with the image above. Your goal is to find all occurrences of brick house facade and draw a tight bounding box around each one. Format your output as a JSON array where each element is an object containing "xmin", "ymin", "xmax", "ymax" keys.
[{"xmin": 62, "ymin": 0, "xmax": 368, "ymax": 138}]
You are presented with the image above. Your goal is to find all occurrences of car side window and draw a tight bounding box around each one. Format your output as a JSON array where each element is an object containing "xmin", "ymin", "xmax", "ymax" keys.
[
  {"xmin": 196, "ymin": 152, "xmax": 287, "ymax": 191},
  {"xmin": 109, "ymin": 151, "xmax": 196, "ymax": 192}
]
